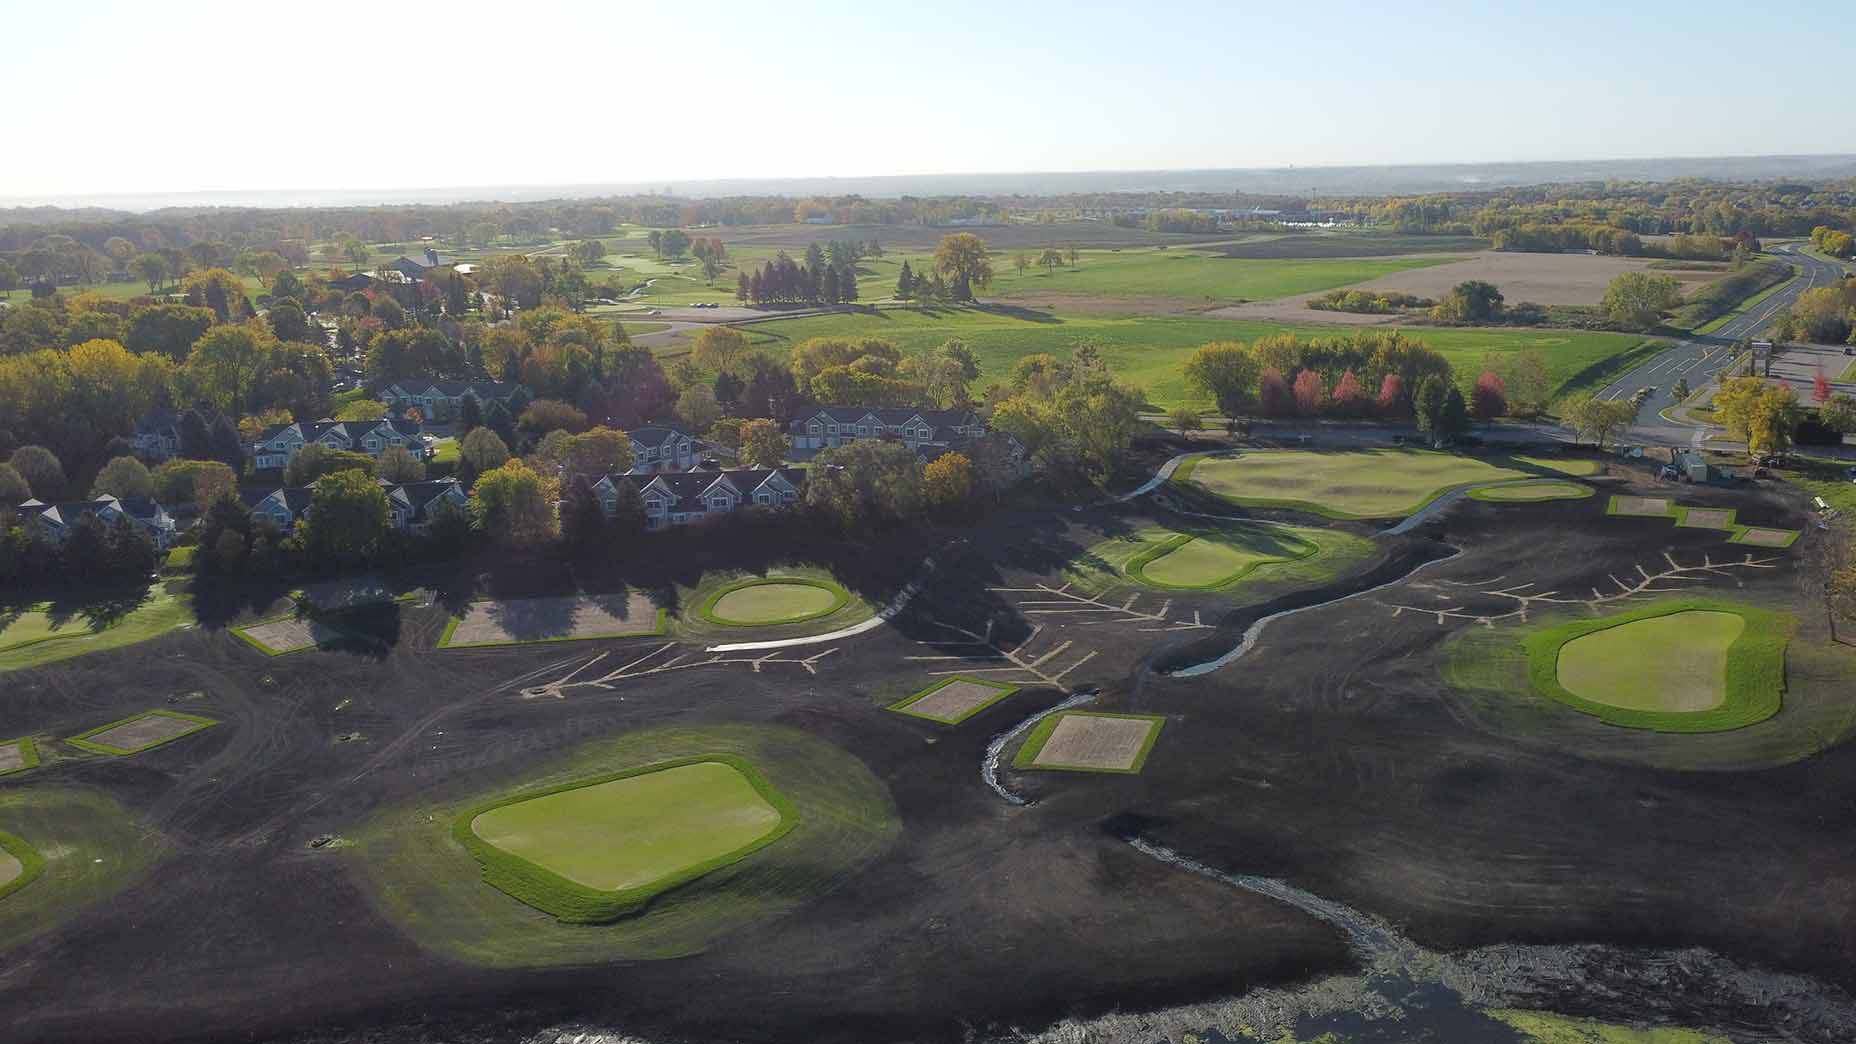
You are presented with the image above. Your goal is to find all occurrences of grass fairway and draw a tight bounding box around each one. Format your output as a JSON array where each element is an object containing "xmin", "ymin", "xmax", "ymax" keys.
[
  {"xmin": 1468, "ymin": 480, "xmax": 1596, "ymax": 503},
  {"xmin": 1072, "ymin": 522, "xmax": 1377, "ymax": 596},
  {"xmin": 0, "ymin": 788, "xmax": 157, "ymax": 952},
  {"xmin": 1178, "ymin": 449, "xmax": 1599, "ymax": 519},
  {"xmin": 741, "ymin": 308, "xmax": 1652, "ymax": 408},
  {"xmin": 1523, "ymin": 600, "xmax": 1789, "ymax": 732},
  {"xmin": 983, "ymin": 248, "xmax": 1456, "ymax": 304},
  {"xmin": 354, "ymin": 723, "xmax": 899, "ymax": 966},
  {"xmin": 700, "ymin": 577, "xmax": 850, "ymax": 627},
  {"xmin": 0, "ymin": 585, "xmax": 194, "ymax": 672},
  {"xmin": 460, "ymin": 757, "xmax": 796, "ymax": 923}
]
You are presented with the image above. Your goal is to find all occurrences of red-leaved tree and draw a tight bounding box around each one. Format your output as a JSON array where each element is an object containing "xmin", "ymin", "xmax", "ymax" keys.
[
  {"xmin": 1471, "ymin": 371, "xmax": 1508, "ymax": 420},
  {"xmin": 1331, "ymin": 370, "xmax": 1366, "ymax": 416},
  {"xmin": 1259, "ymin": 367, "xmax": 1292, "ymax": 417},
  {"xmin": 1377, "ymin": 373, "xmax": 1406, "ymax": 417},
  {"xmin": 1292, "ymin": 370, "xmax": 1326, "ymax": 416},
  {"xmin": 1814, "ymin": 370, "xmax": 1832, "ymax": 403}
]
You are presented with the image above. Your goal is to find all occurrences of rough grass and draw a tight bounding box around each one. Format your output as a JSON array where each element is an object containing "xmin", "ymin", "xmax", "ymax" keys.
[
  {"xmin": 1521, "ymin": 599, "xmax": 1789, "ymax": 732},
  {"xmin": 740, "ymin": 308, "xmax": 1652, "ymax": 409},
  {"xmin": 700, "ymin": 577, "xmax": 849, "ymax": 627},
  {"xmin": 1177, "ymin": 449, "xmax": 1599, "ymax": 519},
  {"xmin": 0, "ymin": 788, "xmax": 158, "ymax": 950},
  {"xmin": 1070, "ymin": 522, "xmax": 1377, "ymax": 597},
  {"xmin": 456, "ymin": 756, "xmax": 798, "ymax": 924},
  {"xmin": 352, "ymin": 723, "xmax": 900, "ymax": 966},
  {"xmin": 0, "ymin": 586, "xmax": 194, "ymax": 672},
  {"xmin": 1467, "ymin": 480, "xmax": 1595, "ymax": 502}
]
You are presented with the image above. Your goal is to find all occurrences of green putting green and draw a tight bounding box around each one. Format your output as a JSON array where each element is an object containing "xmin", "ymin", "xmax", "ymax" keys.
[
  {"xmin": 1558, "ymin": 611, "xmax": 1742, "ymax": 712},
  {"xmin": 1133, "ymin": 530, "xmax": 1314, "ymax": 589},
  {"xmin": 1178, "ymin": 449, "xmax": 1598, "ymax": 519},
  {"xmin": 1076, "ymin": 522, "xmax": 1364, "ymax": 594},
  {"xmin": 456, "ymin": 755, "xmax": 798, "ymax": 923},
  {"xmin": 1469, "ymin": 480, "xmax": 1595, "ymax": 503},
  {"xmin": 701, "ymin": 577, "xmax": 849, "ymax": 626},
  {"xmin": 1521, "ymin": 599, "xmax": 1789, "ymax": 732}
]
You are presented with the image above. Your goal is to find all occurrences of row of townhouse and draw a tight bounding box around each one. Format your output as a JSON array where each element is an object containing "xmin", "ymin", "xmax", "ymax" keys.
[
  {"xmin": 378, "ymin": 380, "xmax": 525, "ymax": 422},
  {"xmin": 626, "ymin": 426, "xmax": 700, "ymax": 473},
  {"xmin": 11, "ymin": 495, "xmax": 179, "ymax": 549},
  {"xmin": 243, "ymin": 479, "xmax": 469, "ymax": 534},
  {"xmin": 591, "ymin": 467, "xmax": 805, "ymax": 531},
  {"xmin": 787, "ymin": 407, "xmax": 984, "ymax": 452},
  {"xmin": 131, "ymin": 412, "xmax": 186, "ymax": 462},
  {"xmin": 251, "ymin": 418, "xmax": 426, "ymax": 471}
]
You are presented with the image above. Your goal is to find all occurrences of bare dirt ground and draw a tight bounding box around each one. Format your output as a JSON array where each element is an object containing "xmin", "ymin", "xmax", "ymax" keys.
[
  {"xmin": 1030, "ymin": 713, "xmax": 1156, "ymax": 771},
  {"xmin": 0, "ymin": 743, "xmax": 23, "ymax": 774},
  {"xmin": 901, "ymin": 680, "xmax": 1011, "ymax": 722},
  {"xmin": 0, "ymin": 850, "xmax": 19, "ymax": 888},
  {"xmin": 1211, "ymin": 250, "xmax": 1726, "ymax": 324},
  {"xmin": 1680, "ymin": 508, "xmax": 1736, "ymax": 529},
  {"xmin": 240, "ymin": 617, "xmax": 345, "ymax": 654},
  {"xmin": 83, "ymin": 713, "xmax": 199, "ymax": 752},
  {"xmin": 444, "ymin": 593, "xmax": 662, "ymax": 647},
  {"xmin": 1613, "ymin": 495, "xmax": 1672, "ymax": 516},
  {"xmin": 1741, "ymin": 527, "xmax": 1797, "ymax": 547}
]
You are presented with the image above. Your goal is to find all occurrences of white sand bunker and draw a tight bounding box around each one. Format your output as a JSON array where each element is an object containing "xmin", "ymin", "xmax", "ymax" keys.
[
  {"xmin": 1612, "ymin": 496, "xmax": 1671, "ymax": 517},
  {"xmin": 241, "ymin": 617, "xmax": 347, "ymax": 654},
  {"xmin": 444, "ymin": 593, "xmax": 663, "ymax": 647},
  {"xmin": 1027, "ymin": 713, "xmax": 1164, "ymax": 772}
]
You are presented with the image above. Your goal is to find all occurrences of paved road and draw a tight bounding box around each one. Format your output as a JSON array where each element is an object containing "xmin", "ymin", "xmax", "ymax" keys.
[{"xmin": 1602, "ymin": 241, "xmax": 1848, "ymax": 448}]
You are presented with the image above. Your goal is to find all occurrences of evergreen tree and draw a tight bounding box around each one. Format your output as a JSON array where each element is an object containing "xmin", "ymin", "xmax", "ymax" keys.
[
  {"xmin": 1439, "ymin": 386, "xmax": 1471, "ymax": 438},
  {"xmin": 561, "ymin": 477, "xmax": 608, "ymax": 554},
  {"xmin": 714, "ymin": 370, "xmax": 745, "ymax": 413},
  {"xmin": 210, "ymin": 416, "xmax": 245, "ymax": 472},
  {"xmin": 459, "ymin": 394, "xmax": 483, "ymax": 434},
  {"xmin": 607, "ymin": 477, "xmax": 646, "ymax": 538},
  {"xmin": 737, "ymin": 272, "xmax": 750, "ymax": 303},
  {"xmin": 62, "ymin": 511, "xmax": 108, "ymax": 578},
  {"xmin": 104, "ymin": 513, "xmax": 156, "ymax": 576},
  {"xmin": 180, "ymin": 409, "xmax": 214, "ymax": 460},
  {"xmin": 839, "ymin": 264, "xmax": 859, "ymax": 303},
  {"xmin": 481, "ymin": 399, "xmax": 517, "ymax": 449},
  {"xmin": 896, "ymin": 260, "xmax": 914, "ymax": 299},
  {"xmin": 804, "ymin": 242, "xmax": 826, "ymax": 271},
  {"xmin": 821, "ymin": 265, "xmax": 841, "ymax": 305}
]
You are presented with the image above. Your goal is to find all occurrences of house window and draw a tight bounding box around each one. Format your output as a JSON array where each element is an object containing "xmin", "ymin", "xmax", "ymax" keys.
[
  {"xmin": 756, "ymin": 493, "xmax": 771, "ymax": 505},
  {"xmin": 856, "ymin": 426, "xmax": 868, "ymax": 436},
  {"xmin": 782, "ymin": 490, "xmax": 797, "ymax": 502},
  {"xmin": 807, "ymin": 422, "xmax": 821, "ymax": 435},
  {"xmin": 826, "ymin": 424, "xmax": 838, "ymax": 434},
  {"xmin": 709, "ymin": 496, "xmax": 729, "ymax": 511}
]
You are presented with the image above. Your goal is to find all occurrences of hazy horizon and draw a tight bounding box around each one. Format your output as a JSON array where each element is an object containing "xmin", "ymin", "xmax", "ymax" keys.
[{"xmin": 9, "ymin": 0, "xmax": 1856, "ymax": 209}]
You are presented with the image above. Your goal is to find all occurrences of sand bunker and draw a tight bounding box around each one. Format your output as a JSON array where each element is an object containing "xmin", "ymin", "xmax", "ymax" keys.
[
  {"xmin": 76, "ymin": 711, "xmax": 213, "ymax": 754},
  {"xmin": 896, "ymin": 679, "xmax": 1016, "ymax": 724},
  {"xmin": 1679, "ymin": 508, "xmax": 1736, "ymax": 530},
  {"xmin": 0, "ymin": 743, "xmax": 24, "ymax": 775},
  {"xmin": 0, "ymin": 850, "xmax": 20, "ymax": 890},
  {"xmin": 1737, "ymin": 527, "xmax": 1798, "ymax": 547},
  {"xmin": 1612, "ymin": 496, "xmax": 1672, "ymax": 517},
  {"xmin": 1029, "ymin": 713, "xmax": 1163, "ymax": 772},
  {"xmin": 239, "ymin": 617, "xmax": 347, "ymax": 654}
]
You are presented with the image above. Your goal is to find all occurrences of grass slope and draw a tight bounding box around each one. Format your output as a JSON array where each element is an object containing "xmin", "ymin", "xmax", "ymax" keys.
[
  {"xmin": 0, "ymin": 788, "xmax": 158, "ymax": 952},
  {"xmin": 1070, "ymin": 522, "xmax": 1377, "ymax": 597},
  {"xmin": 739, "ymin": 308, "xmax": 1651, "ymax": 408},
  {"xmin": 0, "ymin": 586, "xmax": 194, "ymax": 672},
  {"xmin": 1126, "ymin": 528, "xmax": 1317, "ymax": 590},
  {"xmin": 1178, "ymin": 449, "xmax": 1599, "ymax": 519},
  {"xmin": 1522, "ymin": 599, "xmax": 1789, "ymax": 732},
  {"xmin": 0, "ymin": 830, "xmax": 45, "ymax": 903},
  {"xmin": 1488, "ymin": 1009, "xmax": 1733, "ymax": 1043},
  {"xmin": 457, "ymin": 756, "xmax": 797, "ymax": 924},
  {"xmin": 354, "ymin": 723, "xmax": 900, "ymax": 966},
  {"xmin": 0, "ymin": 738, "xmax": 39, "ymax": 777}
]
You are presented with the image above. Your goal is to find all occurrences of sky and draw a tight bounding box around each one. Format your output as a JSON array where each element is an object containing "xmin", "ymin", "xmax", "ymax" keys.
[{"xmin": 4, "ymin": 0, "xmax": 1854, "ymax": 204}]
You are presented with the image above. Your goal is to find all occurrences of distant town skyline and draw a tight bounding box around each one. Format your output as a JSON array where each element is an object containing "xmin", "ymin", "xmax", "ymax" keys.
[{"xmin": 6, "ymin": 0, "xmax": 1855, "ymax": 202}]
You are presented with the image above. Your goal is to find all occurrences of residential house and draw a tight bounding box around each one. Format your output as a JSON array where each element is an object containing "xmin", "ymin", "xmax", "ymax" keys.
[
  {"xmin": 385, "ymin": 247, "xmax": 454, "ymax": 281},
  {"xmin": 627, "ymin": 426, "xmax": 698, "ymax": 473},
  {"xmin": 250, "ymin": 418, "xmax": 425, "ymax": 471},
  {"xmin": 384, "ymin": 479, "xmax": 469, "ymax": 533},
  {"xmin": 379, "ymin": 379, "xmax": 525, "ymax": 422},
  {"xmin": 241, "ymin": 487, "xmax": 316, "ymax": 531},
  {"xmin": 594, "ymin": 468, "xmax": 805, "ymax": 530},
  {"xmin": 130, "ymin": 412, "xmax": 184, "ymax": 462},
  {"xmin": 787, "ymin": 407, "xmax": 985, "ymax": 453},
  {"xmin": 14, "ymin": 495, "xmax": 179, "ymax": 549},
  {"xmin": 919, "ymin": 431, "xmax": 1030, "ymax": 487},
  {"xmin": 328, "ymin": 272, "xmax": 375, "ymax": 292}
]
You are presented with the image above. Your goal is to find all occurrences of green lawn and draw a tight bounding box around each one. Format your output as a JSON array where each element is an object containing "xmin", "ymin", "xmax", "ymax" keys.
[
  {"xmin": 1841, "ymin": 358, "xmax": 1856, "ymax": 383},
  {"xmin": 1178, "ymin": 449, "xmax": 1600, "ymax": 519},
  {"xmin": 462, "ymin": 757, "xmax": 795, "ymax": 922},
  {"xmin": 0, "ymin": 788, "xmax": 158, "ymax": 950},
  {"xmin": 355, "ymin": 723, "xmax": 900, "ymax": 966},
  {"xmin": 0, "ymin": 586, "xmax": 195, "ymax": 672},
  {"xmin": 982, "ymin": 248, "xmax": 1457, "ymax": 303},
  {"xmin": 693, "ymin": 575, "xmax": 854, "ymax": 628},
  {"xmin": 1522, "ymin": 599, "xmax": 1789, "ymax": 732},
  {"xmin": 1467, "ymin": 480, "xmax": 1596, "ymax": 503},
  {"xmin": 740, "ymin": 308, "xmax": 1652, "ymax": 408}
]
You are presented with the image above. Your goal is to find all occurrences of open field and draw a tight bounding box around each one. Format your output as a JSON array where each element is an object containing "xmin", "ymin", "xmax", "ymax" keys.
[
  {"xmin": 460, "ymin": 756, "xmax": 796, "ymax": 922},
  {"xmin": 0, "ymin": 586, "xmax": 194, "ymax": 672},
  {"xmin": 1178, "ymin": 449, "xmax": 1600, "ymax": 519},
  {"xmin": 1015, "ymin": 711, "xmax": 1165, "ymax": 773},
  {"xmin": 982, "ymin": 248, "xmax": 1457, "ymax": 306},
  {"xmin": 1521, "ymin": 600, "xmax": 1789, "ymax": 732},
  {"xmin": 441, "ymin": 593, "xmax": 666, "ymax": 648},
  {"xmin": 67, "ymin": 709, "xmax": 218, "ymax": 756},
  {"xmin": 701, "ymin": 577, "xmax": 849, "ymax": 626},
  {"xmin": 890, "ymin": 677, "xmax": 1020, "ymax": 724},
  {"xmin": 0, "ymin": 788, "xmax": 157, "ymax": 950},
  {"xmin": 742, "ymin": 308, "xmax": 1653, "ymax": 408},
  {"xmin": 1211, "ymin": 250, "xmax": 1725, "ymax": 322},
  {"xmin": 1208, "ymin": 233, "xmax": 1493, "ymax": 259}
]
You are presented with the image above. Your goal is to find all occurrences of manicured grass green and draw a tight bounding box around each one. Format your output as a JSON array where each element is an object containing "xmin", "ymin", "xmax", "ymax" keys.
[
  {"xmin": 1071, "ymin": 522, "xmax": 1377, "ymax": 597},
  {"xmin": 1558, "ymin": 611, "xmax": 1744, "ymax": 712},
  {"xmin": 1128, "ymin": 527, "xmax": 1317, "ymax": 590},
  {"xmin": 1, "ymin": 738, "xmax": 40, "ymax": 778},
  {"xmin": 0, "ymin": 830, "xmax": 45, "ymax": 903},
  {"xmin": 66, "ymin": 709, "xmax": 219, "ymax": 756},
  {"xmin": 1522, "ymin": 599, "xmax": 1789, "ymax": 732},
  {"xmin": 1467, "ymin": 479, "xmax": 1595, "ymax": 502},
  {"xmin": 700, "ymin": 577, "xmax": 849, "ymax": 626},
  {"xmin": 0, "ymin": 788, "xmax": 157, "ymax": 951},
  {"xmin": 160, "ymin": 546, "xmax": 196, "ymax": 575},
  {"xmin": 1012, "ymin": 711, "xmax": 1166, "ymax": 774},
  {"xmin": 354, "ymin": 724, "xmax": 900, "ymax": 966},
  {"xmin": 0, "ymin": 586, "xmax": 195, "ymax": 673},
  {"xmin": 458, "ymin": 756, "xmax": 797, "ymax": 923},
  {"xmin": 739, "ymin": 308, "xmax": 1653, "ymax": 408},
  {"xmin": 1178, "ymin": 449, "xmax": 1599, "ymax": 519},
  {"xmin": 889, "ymin": 676, "xmax": 1020, "ymax": 724},
  {"xmin": 1488, "ymin": 1009, "xmax": 1733, "ymax": 1044}
]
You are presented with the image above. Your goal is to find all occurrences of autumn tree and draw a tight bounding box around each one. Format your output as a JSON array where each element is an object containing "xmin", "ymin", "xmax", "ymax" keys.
[
  {"xmin": 1181, "ymin": 341, "xmax": 1262, "ymax": 418},
  {"xmin": 1331, "ymin": 370, "xmax": 1367, "ymax": 416},
  {"xmin": 457, "ymin": 427, "xmax": 512, "ymax": 483},
  {"xmin": 91, "ymin": 456, "xmax": 154, "ymax": 500},
  {"xmin": 470, "ymin": 460, "xmax": 559, "ymax": 545},
  {"xmin": 691, "ymin": 325, "xmax": 752, "ymax": 375},
  {"xmin": 740, "ymin": 418, "xmax": 787, "ymax": 468},
  {"xmin": 561, "ymin": 427, "xmax": 636, "ymax": 484},
  {"xmin": 283, "ymin": 445, "xmax": 377, "ymax": 486},
  {"xmin": 923, "ymin": 451, "xmax": 976, "ymax": 513},
  {"xmin": 1168, "ymin": 406, "xmax": 1203, "ymax": 436},
  {"xmin": 0, "ymin": 464, "xmax": 28, "ymax": 503},
  {"xmin": 1715, "ymin": 377, "xmax": 1802, "ymax": 456},
  {"xmin": 1602, "ymin": 272, "xmax": 1682, "ymax": 330},
  {"xmin": 1258, "ymin": 367, "xmax": 1292, "ymax": 417},
  {"xmin": 1560, "ymin": 393, "xmax": 1636, "ymax": 449},
  {"xmin": 1292, "ymin": 370, "xmax": 1326, "ymax": 416},
  {"xmin": 1376, "ymin": 373, "xmax": 1406, "ymax": 417},
  {"xmin": 933, "ymin": 233, "xmax": 993, "ymax": 301},
  {"xmin": 9, "ymin": 446, "xmax": 66, "ymax": 500},
  {"xmin": 1471, "ymin": 371, "xmax": 1508, "ymax": 420},
  {"xmin": 377, "ymin": 445, "xmax": 426, "ymax": 483},
  {"xmin": 298, "ymin": 469, "xmax": 390, "ymax": 566}
]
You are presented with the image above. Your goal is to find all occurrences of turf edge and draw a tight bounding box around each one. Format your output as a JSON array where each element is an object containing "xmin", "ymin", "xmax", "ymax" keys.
[
  {"xmin": 65, "ymin": 709, "xmax": 220, "ymax": 756},
  {"xmin": 698, "ymin": 577, "xmax": 851, "ymax": 627},
  {"xmin": 888, "ymin": 676, "xmax": 1021, "ymax": 724},
  {"xmin": 0, "ymin": 829, "xmax": 46, "ymax": 903},
  {"xmin": 1012, "ymin": 711, "xmax": 1167, "ymax": 774},
  {"xmin": 0, "ymin": 738, "xmax": 39, "ymax": 777}
]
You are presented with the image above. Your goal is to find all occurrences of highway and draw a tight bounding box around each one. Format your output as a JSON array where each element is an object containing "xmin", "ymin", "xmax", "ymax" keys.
[{"xmin": 1601, "ymin": 241, "xmax": 1849, "ymax": 447}]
